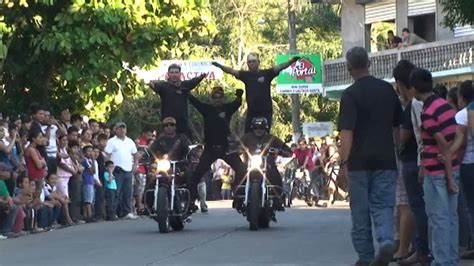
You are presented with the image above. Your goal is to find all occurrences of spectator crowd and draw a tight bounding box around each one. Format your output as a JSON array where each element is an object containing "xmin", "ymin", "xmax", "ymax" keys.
[
  {"xmin": 0, "ymin": 107, "xmax": 147, "ymax": 239},
  {"xmin": 0, "ymin": 101, "xmax": 345, "ymax": 240},
  {"xmin": 340, "ymin": 46, "xmax": 474, "ymax": 266}
]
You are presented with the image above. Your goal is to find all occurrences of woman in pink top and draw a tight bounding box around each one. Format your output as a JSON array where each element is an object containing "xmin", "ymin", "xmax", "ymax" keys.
[{"xmin": 56, "ymin": 134, "xmax": 77, "ymax": 198}]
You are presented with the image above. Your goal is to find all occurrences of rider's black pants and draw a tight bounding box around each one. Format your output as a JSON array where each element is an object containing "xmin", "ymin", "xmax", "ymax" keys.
[{"xmin": 189, "ymin": 145, "xmax": 246, "ymax": 201}]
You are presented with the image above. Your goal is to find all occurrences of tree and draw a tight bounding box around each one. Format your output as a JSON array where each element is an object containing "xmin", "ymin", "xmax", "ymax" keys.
[
  {"xmin": 0, "ymin": 0, "xmax": 215, "ymax": 118},
  {"xmin": 439, "ymin": 0, "xmax": 474, "ymax": 29}
]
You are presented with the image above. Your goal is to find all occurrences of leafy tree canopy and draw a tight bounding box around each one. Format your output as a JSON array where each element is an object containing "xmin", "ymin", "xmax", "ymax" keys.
[
  {"xmin": 439, "ymin": 0, "xmax": 474, "ymax": 29},
  {"xmin": 0, "ymin": 0, "xmax": 342, "ymax": 139},
  {"xmin": 0, "ymin": 0, "xmax": 215, "ymax": 118}
]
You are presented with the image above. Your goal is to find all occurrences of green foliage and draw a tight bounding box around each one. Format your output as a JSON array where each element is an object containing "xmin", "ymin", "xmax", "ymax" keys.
[
  {"xmin": 0, "ymin": 0, "xmax": 342, "ymax": 140},
  {"xmin": 101, "ymin": 0, "xmax": 343, "ymax": 139},
  {"xmin": 370, "ymin": 22, "xmax": 395, "ymax": 52},
  {"xmin": 439, "ymin": 0, "xmax": 474, "ymax": 29},
  {"xmin": 0, "ymin": 0, "xmax": 215, "ymax": 118}
]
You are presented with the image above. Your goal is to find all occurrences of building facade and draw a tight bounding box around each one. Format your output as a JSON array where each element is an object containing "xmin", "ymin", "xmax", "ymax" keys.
[{"xmin": 324, "ymin": 0, "xmax": 474, "ymax": 99}]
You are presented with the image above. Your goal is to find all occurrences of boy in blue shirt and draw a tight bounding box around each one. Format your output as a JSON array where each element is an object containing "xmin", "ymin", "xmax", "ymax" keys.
[{"xmin": 104, "ymin": 161, "xmax": 118, "ymax": 221}]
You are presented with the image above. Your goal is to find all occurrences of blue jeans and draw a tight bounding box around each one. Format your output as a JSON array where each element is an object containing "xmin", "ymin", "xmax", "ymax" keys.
[
  {"xmin": 114, "ymin": 169, "xmax": 133, "ymax": 216},
  {"xmin": 37, "ymin": 205, "xmax": 60, "ymax": 228},
  {"xmin": 0, "ymin": 204, "xmax": 18, "ymax": 234},
  {"xmin": 348, "ymin": 170, "xmax": 397, "ymax": 261},
  {"xmin": 401, "ymin": 160, "xmax": 429, "ymax": 255},
  {"xmin": 423, "ymin": 172, "xmax": 459, "ymax": 266},
  {"xmin": 460, "ymin": 163, "xmax": 474, "ymax": 248},
  {"xmin": 105, "ymin": 189, "xmax": 118, "ymax": 219}
]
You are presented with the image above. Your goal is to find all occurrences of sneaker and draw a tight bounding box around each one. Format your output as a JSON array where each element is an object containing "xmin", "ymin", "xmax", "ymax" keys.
[
  {"xmin": 123, "ymin": 213, "xmax": 138, "ymax": 220},
  {"xmin": 0, "ymin": 234, "xmax": 7, "ymax": 240},
  {"xmin": 50, "ymin": 223, "xmax": 62, "ymax": 229},
  {"xmin": 201, "ymin": 205, "xmax": 208, "ymax": 213},
  {"xmin": 369, "ymin": 243, "xmax": 397, "ymax": 266}
]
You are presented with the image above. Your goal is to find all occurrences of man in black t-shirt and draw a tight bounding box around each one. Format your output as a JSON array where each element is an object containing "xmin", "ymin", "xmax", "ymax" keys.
[
  {"xmin": 393, "ymin": 60, "xmax": 430, "ymax": 264},
  {"xmin": 338, "ymin": 47, "xmax": 402, "ymax": 266},
  {"xmin": 149, "ymin": 117, "xmax": 191, "ymax": 161},
  {"xmin": 187, "ymin": 87, "xmax": 247, "ymax": 206},
  {"xmin": 240, "ymin": 117, "xmax": 293, "ymax": 211},
  {"xmin": 148, "ymin": 64, "xmax": 206, "ymax": 140},
  {"xmin": 212, "ymin": 53, "xmax": 300, "ymax": 133}
]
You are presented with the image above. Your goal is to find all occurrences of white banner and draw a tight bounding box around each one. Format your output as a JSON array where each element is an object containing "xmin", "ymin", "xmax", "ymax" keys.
[
  {"xmin": 302, "ymin": 122, "xmax": 333, "ymax": 138},
  {"xmin": 133, "ymin": 60, "xmax": 224, "ymax": 83},
  {"xmin": 276, "ymin": 84, "xmax": 323, "ymax": 94}
]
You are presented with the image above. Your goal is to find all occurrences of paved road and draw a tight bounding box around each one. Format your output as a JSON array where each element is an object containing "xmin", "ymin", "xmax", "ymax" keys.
[{"xmin": 1, "ymin": 201, "xmax": 472, "ymax": 266}]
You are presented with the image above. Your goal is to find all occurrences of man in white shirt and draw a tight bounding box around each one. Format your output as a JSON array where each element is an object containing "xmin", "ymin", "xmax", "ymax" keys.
[
  {"xmin": 41, "ymin": 110, "xmax": 66, "ymax": 175},
  {"xmin": 104, "ymin": 122, "xmax": 138, "ymax": 219}
]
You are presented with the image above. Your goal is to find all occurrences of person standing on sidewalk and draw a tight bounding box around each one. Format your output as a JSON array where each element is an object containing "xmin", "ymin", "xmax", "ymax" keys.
[
  {"xmin": 393, "ymin": 60, "xmax": 431, "ymax": 265},
  {"xmin": 104, "ymin": 122, "xmax": 138, "ymax": 220},
  {"xmin": 411, "ymin": 68, "xmax": 460, "ymax": 266},
  {"xmin": 338, "ymin": 47, "xmax": 402, "ymax": 266}
]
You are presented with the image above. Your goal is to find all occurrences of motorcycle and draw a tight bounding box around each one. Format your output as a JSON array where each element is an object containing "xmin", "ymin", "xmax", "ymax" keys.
[
  {"xmin": 144, "ymin": 158, "xmax": 192, "ymax": 233},
  {"xmin": 234, "ymin": 148, "xmax": 284, "ymax": 231}
]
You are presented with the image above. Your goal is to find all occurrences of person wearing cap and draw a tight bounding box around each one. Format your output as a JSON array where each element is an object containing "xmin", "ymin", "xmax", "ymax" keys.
[
  {"xmin": 212, "ymin": 53, "xmax": 300, "ymax": 133},
  {"xmin": 149, "ymin": 117, "xmax": 191, "ymax": 162},
  {"xmin": 187, "ymin": 86, "xmax": 247, "ymax": 207},
  {"xmin": 104, "ymin": 122, "xmax": 139, "ymax": 220},
  {"xmin": 239, "ymin": 117, "xmax": 293, "ymax": 211},
  {"xmin": 148, "ymin": 64, "xmax": 207, "ymax": 141}
]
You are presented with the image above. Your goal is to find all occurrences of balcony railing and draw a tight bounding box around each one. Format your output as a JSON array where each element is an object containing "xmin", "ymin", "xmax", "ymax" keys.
[{"xmin": 323, "ymin": 35, "xmax": 474, "ymax": 87}]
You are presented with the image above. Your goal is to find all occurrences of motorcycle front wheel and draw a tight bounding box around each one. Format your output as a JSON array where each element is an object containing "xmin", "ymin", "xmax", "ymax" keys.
[
  {"xmin": 248, "ymin": 181, "xmax": 261, "ymax": 231},
  {"xmin": 157, "ymin": 186, "xmax": 170, "ymax": 233}
]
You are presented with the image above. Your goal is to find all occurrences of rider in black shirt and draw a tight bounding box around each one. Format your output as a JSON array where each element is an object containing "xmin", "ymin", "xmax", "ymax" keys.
[
  {"xmin": 149, "ymin": 117, "xmax": 191, "ymax": 161},
  {"xmin": 212, "ymin": 53, "xmax": 300, "ymax": 133},
  {"xmin": 240, "ymin": 117, "xmax": 292, "ymax": 210},
  {"xmin": 148, "ymin": 64, "xmax": 206, "ymax": 140},
  {"xmin": 187, "ymin": 87, "xmax": 247, "ymax": 203}
]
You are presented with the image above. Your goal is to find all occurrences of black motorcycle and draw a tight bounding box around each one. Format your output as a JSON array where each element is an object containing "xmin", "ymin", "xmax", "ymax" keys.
[
  {"xmin": 144, "ymin": 158, "xmax": 191, "ymax": 233},
  {"xmin": 234, "ymin": 148, "xmax": 284, "ymax": 231}
]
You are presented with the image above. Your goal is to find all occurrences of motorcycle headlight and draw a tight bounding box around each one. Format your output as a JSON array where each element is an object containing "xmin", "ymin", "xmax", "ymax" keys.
[
  {"xmin": 250, "ymin": 155, "xmax": 263, "ymax": 169},
  {"xmin": 156, "ymin": 159, "xmax": 171, "ymax": 172}
]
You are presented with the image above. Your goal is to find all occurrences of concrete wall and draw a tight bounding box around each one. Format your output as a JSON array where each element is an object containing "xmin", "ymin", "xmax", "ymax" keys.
[
  {"xmin": 395, "ymin": 0, "xmax": 408, "ymax": 35},
  {"xmin": 341, "ymin": 0, "xmax": 366, "ymax": 54}
]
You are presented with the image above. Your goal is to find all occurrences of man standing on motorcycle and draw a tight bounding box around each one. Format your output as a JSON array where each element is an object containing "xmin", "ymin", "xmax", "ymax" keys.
[
  {"xmin": 187, "ymin": 86, "xmax": 247, "ymax": 208},
  {"xmin": 148, "ymin": 64, "xmax": 207, "ymax": 140},
  {"xmin": 212, "ymin": 54, "xmax": 300, "ymax": 133},
  {"xmin": 239, "ymin": 117, "xmax": 292, "ymax": 210}
]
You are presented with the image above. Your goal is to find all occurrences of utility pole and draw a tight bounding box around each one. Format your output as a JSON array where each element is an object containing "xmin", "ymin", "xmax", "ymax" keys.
[{"xmin": 288, "ymin": 0, "xmax": 301, "ymax": 142}]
